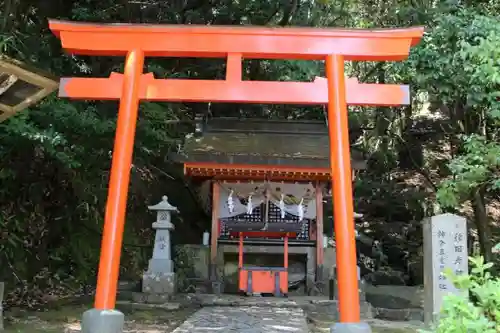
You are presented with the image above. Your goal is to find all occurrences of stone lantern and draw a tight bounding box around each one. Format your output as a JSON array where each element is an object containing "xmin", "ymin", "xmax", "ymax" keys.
[{"xmin": 141, "ymin": 196, "xmax": 178, "ymax": 298}]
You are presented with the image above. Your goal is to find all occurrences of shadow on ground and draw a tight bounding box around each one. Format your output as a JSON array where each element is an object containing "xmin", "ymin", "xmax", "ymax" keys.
[
  {"xmin": 3, "ymin": 296, "xmax": 423, "ymax": 333},
  {"xmin": 3, "ymin": 300, "xmax": 196, "ymax": 333}
]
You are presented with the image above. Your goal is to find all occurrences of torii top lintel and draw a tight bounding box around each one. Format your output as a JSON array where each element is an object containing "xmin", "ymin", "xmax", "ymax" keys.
[{"xmin": 49, "ymin": 20, "xmax": 423, "ymax": 61}]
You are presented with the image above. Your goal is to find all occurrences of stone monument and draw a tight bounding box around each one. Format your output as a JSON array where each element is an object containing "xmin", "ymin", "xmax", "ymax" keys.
[
  {"xmin": 423, "ymin": 213, "xmax": 468, "ymax": 325},
  {"xmin": 141, "ymin": 196, "xmax": 178, "ymax": 302}
]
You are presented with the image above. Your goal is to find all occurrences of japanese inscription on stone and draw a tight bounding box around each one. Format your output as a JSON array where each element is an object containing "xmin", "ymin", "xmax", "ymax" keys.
[
  {"xmin": 153, "ymin": 229, "xmax": 171, "ymax": 260},
  {"xmin": 423, "ymin": 214, "xmax": 468, "ymax": 324},
  {"xmin": 157, "ymin": 235, "xmax": 166, "ymax": 250}
]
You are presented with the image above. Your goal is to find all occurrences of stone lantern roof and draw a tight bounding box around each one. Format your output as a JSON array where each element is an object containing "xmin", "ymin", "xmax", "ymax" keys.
[{"xmin": 148, "ymin": 196, "xmax": 178, "ymax": 212}]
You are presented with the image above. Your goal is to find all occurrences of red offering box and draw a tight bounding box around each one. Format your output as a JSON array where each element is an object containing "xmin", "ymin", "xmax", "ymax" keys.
[{"xmin": 239, "ymin": 268, "xmax": 288, "ymax": 296}]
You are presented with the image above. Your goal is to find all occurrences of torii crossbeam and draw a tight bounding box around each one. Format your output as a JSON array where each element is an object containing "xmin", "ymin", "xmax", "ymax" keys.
[{"xmin": 49, "ymin": 19, "xmax": 423, "ymax": 333}]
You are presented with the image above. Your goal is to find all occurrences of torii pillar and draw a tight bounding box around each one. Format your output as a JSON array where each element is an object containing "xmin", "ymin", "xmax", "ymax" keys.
[{"xmin": 48, "ymin": 20, "xmax": 423, "ymax": 333}]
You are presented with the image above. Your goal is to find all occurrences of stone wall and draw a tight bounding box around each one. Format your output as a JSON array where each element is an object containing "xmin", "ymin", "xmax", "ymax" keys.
[{"xmin": 174, "ymin": 245, "xmax": 210, "ymax": 293}]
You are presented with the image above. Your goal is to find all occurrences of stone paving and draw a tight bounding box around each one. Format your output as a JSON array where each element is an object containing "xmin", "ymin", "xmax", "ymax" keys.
[{"xmin": 172, "ymin": 306, "xmax": 310, "ymax": 333}]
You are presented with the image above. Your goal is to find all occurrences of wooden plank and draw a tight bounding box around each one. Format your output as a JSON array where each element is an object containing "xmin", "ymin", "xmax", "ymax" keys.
[
  {"xmin": 0, "ymin": 74, "xmax": 18, "ymax": 95},
  {"xmin": 0, "ymin": 112, "xmax": 14, "ymax": 122},
  {"xmin": 0, "ymin": 56, "xmax": 58, "ymax": 122},
  {"xmin": 11, "ymin": 88, "xmax": 52, "ymax": 113},
  {"xmin": 0, "ymin": 103, "xmax": 13, "ymax": 113},
  {"xmin": 0, "ymin": 56, "xmax": 58, "ymax": 89}
]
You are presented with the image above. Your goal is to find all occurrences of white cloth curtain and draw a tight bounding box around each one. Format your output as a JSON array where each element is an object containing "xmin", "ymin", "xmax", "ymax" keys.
[
  {"xmin": 217, "ymin": 182, "xmax": 266, "ymax": 218},
  {"xmin": 216, "ymin": 181, "xmax": 317, "ymax": 219},
  {"xmin": 267, "ymin": 181, "xmax": 316, "ymax": 219}
]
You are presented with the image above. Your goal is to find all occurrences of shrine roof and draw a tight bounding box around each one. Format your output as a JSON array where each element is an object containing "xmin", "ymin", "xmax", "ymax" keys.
[{"xmin": 169, "ymin": 118, "xmax": 367, "ymax": 176}]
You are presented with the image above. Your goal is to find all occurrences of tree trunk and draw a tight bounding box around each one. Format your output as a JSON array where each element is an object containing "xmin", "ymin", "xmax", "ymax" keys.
[{"xmin": 472, "ymin": 190, "xmax": 493, "ymax": 263}]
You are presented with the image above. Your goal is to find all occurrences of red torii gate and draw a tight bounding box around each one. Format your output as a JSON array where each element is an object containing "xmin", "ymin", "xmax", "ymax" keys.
[{"xmin": 49, "ymin": 20, "xmax": 423, "ymax": 333}]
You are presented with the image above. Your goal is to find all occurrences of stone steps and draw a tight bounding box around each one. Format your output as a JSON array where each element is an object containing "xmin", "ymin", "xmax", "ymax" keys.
[
  {"xmin": 117, "ymin": 293, "xmax": 425, "ymax": 333},
  {"xmin": 372, "ymin": 307, "xmax": 423, "ymax": 322},
  {"xmin": 119, "ymin": 291, "xmax": 425, "ymax": 332},
  {"xmin": 171, "ymin": 306, "xmax": 310, "ymax": 333}
]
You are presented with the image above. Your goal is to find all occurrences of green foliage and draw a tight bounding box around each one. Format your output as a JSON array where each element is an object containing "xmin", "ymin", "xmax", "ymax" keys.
[
  {"xmin": 411, "ymin": 8, "xmax": 500, "ymax": 116},
  {"xmin": 405, "ymin": 6, "xmax": 500, "ymax": 261},
  {"xmin": 412, "ymin": 9, "xmax": 500, "ymax": 209},
  {"xmin": 420, "ymin": 256, "xmax": 500, "ymax": 333},
  {"xmin": 173, "ymin": 246, "xmax": 198, "ymax": 293},
  {"xmin": 437, "ymin": 135, "xmax": 500, "ymax": 207}
]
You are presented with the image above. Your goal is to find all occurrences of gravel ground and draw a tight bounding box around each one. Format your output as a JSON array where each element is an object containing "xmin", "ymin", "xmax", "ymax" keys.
[
  {"xmin": 3, "ymin": 295, "xmax": 424, "ymax": 333},
  {"xmin": 3, "ymin": 303, "xmax": 197, "ymax": 333}
]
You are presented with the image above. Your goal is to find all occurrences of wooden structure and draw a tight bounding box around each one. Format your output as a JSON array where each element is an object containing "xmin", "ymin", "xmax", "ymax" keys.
[
  {"xmin": 48, "ymin": 19, "xmax": 423, "ymax": 329},
  {"xmin": 170, "ymin": 116, "xmax": 368, "ymax": 295},
  {"xmin": 0, "ymin": 56, "xmax": 58, "ymax": 122},
  {"xmin": 238, "ymin": 231, "xmax": 290, "ymax": 296}
]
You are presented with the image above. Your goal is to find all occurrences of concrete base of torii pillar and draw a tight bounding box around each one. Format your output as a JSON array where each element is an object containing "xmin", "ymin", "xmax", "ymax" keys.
[
  {"xmin": 331, "ymin": 322, "xmax": 372, "ymax": 333},
  {"xmin": 81, "ymin": 309, "xmax": 124, "ymax": 333}
]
